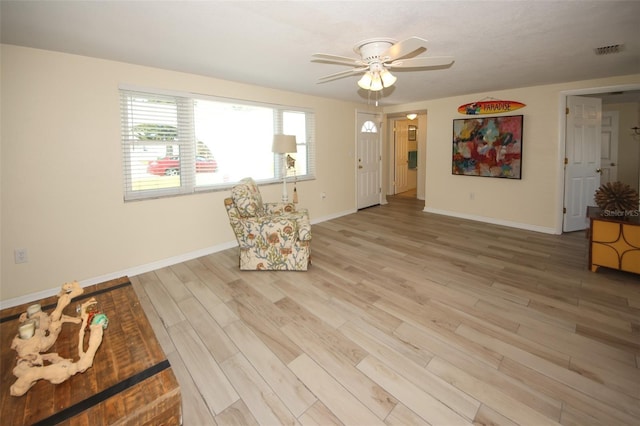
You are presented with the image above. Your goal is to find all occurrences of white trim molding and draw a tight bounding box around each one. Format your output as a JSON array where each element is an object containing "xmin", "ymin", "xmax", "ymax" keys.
[
  {"xmin": 0, "ymin": 240, "xmax": 237, "ymax": 310},
  {"xmin": 424, "ymin": 207, "xmax": 558, "ymax": 235},
  {"xmin": 0, "ymin": 211, "xmax": 356, "ymax": 310}
]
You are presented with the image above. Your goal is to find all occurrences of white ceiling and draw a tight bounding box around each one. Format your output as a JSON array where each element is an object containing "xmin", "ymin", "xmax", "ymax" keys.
[{"xmin": 1, "ymin": 1, "xmax": 639, "ymax": 106}]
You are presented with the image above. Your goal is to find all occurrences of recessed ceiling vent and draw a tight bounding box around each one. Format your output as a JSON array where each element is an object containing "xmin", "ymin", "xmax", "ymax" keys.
[{"xmin": 594, "ymin": 44, "xmax": 624, "ymax": 55}]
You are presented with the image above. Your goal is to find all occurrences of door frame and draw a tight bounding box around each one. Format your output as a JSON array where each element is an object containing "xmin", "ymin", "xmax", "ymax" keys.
[
  {"xmin": 385, "ymin": 113, "xmax": 426, "ymax": 200},
  {"xmin": 394, "ymin": 119, "xmax": 411, "ymax": 194},
  {"xmin": 556, "ymin": 83, "xmax": 640, "ymax": 234}
]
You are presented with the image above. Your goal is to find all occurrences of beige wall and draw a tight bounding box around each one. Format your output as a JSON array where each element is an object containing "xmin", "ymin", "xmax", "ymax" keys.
[
  {"xmin": 385, "ymin": 74, "xmax": 640, "ymax": 233},
  {"xmin": 1, "ymin": 45, "xmax": 362, "ymax": 303}
]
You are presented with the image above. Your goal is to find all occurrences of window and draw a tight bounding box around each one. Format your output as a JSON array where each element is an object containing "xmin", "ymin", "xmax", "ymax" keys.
[
  {"xmin": 120, "ymin": 87, "xmax": 315, "ymax": 201},
  {"xmin": 361, "ymin": 120, "xmax": 378, "ymax": 133}
]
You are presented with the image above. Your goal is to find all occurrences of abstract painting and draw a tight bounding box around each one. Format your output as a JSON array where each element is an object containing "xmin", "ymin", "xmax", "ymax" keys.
[{"xmin": 452, "ymin": 115, "xmax": 523, "ymax": 179}]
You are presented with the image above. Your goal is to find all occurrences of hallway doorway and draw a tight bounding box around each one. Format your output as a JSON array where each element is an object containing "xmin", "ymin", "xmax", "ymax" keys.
[{"xmin": 387, "ymin": 112, "xmax": 425, "ymax": 201}]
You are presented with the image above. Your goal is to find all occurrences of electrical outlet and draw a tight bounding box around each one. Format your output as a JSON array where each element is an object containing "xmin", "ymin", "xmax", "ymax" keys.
[
  {"xmin": 14, "ymin": 248, "xmax": 29, "ymax": 264},
  {"xmin": 321, "ymin": 192, "xmax": 327, "ymax": 199}
]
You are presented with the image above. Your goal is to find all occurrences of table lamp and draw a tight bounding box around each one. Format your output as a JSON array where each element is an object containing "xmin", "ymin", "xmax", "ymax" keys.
[{"xmin": 272, "ymin": 134, "xmax": 297, "ymax": 202}]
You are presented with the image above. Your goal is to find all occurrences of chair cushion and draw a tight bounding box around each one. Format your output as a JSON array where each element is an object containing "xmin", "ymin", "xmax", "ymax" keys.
[{"xmin": 231, "ymin": 178, "xmax": 265, "ymax": 217}]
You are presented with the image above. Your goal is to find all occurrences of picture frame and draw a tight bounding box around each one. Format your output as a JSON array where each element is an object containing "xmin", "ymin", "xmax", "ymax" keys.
[
  {"xmin": 408, "ymin": 125, "xmax": 417, "ymax": 141},
  {"xmin": 452, "ymin": 115, "xmax": 523, "ymax": 179}
]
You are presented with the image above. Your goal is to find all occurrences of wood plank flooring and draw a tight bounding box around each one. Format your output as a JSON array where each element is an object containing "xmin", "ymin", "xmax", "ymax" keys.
[{"xmin": 132, "ymin": 196, "xmax": 640, "ymax": 425}]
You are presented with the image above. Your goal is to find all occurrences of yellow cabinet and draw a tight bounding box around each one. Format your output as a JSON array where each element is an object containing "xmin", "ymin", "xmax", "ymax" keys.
[{"xmin": 588, "ymin": 207, "xmax": 640, "ymax": 274}]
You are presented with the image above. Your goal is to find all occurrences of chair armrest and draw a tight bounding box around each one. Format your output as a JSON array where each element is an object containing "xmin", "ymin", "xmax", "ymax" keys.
[
  {"xmin": 287, "ymin": 209, "xmax": 311, "ymax": 241},
  {"xmin": 263, "ymin": 202, "xmax": 296, "ymax": 215}
]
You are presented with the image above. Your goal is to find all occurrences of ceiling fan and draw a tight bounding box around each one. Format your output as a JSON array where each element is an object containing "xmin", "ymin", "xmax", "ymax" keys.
[{"xmin": 312, "ymin": 37, "xmax": 454, "ymax": 91}]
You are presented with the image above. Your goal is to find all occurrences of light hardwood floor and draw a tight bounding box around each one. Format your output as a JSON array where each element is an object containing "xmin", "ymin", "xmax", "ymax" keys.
[{"xmin": 131, "ymin": 196, "xmax": 640, "ymax": 425}]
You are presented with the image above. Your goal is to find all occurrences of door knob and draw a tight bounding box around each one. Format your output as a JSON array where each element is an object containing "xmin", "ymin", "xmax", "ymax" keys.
[
  {"xmin": 610, "ymin": 163, "xmax": 616, "ymax": 166},
  {"xmin": 596, "ymin": 168, "xmax": 602, "ymax": 174}
]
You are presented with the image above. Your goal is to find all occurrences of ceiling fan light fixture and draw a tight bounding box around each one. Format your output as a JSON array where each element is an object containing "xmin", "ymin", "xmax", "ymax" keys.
[{"xmin": 358, "ymin": 69, "xmax": 396, "ymax": 91}]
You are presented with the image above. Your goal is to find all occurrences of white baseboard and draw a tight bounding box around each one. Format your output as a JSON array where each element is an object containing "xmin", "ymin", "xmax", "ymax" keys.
[
  {"xmin": 0, "ymin": 241, "xmax": 238, "ymax": 310},
  {"xmin": 310, "ymin": 209, "xmax": 356, "ymax": 224},
  {"xmin": 2, "ymin": 207, "xmax": 556, "ymax": 310},
  {"xmin": 423, "ymin": 207, "xmax": 558, "ymax": 235},
  {"xmin": 1, "ymin": 211, "xmax": 358, "ymax": 310}
]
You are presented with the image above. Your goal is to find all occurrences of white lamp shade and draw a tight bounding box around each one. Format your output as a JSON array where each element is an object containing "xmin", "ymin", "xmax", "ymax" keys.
[
  {"xmin": 358, "ymin": 69, "xmax": 396, "ymax": 92},
  {"xmin": 357, "ymin": 72, "xmax": 373, "ymax": 90},
  {"xmin": 272, "ymin": 134, "xmax": 297, "ymax": 153},
  {"xmin": 380, "ymin": 69, "xmax": 397, "ymax": 87},
  {"xmin": 369, "ymin": 73, "xmax": 383, "ymax": 91}
]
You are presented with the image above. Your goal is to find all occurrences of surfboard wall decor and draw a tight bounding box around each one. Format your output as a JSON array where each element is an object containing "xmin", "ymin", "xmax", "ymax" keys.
[{"xmin": 458, "ymin": 100, "xmax": 525, "ymax": 115}]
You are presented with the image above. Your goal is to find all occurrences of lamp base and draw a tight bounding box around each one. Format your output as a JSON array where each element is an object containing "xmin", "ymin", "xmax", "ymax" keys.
[
  {"xmin": 281, "ymin": 180, "xmax": 289, "ymax": 202},
  {"xmin": 281, "ymin": 154, "xmax": 288, "ymax": 203}
]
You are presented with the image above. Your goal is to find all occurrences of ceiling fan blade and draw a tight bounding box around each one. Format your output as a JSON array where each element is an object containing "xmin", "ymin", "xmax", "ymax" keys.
[
  {"xmin": 317, "ymin": 66, "xmax": 368, "ymax": 83},
  {"xmin": 311, "ymin": 53, "xmax": 363, "ymax": 66},
  {"xmin": 388, "ymin": 56, "xmax": 455, "ymax": 69},
  {"xmin": 382, "ymin": 36, "xmax": 429, "ymax": 61}
]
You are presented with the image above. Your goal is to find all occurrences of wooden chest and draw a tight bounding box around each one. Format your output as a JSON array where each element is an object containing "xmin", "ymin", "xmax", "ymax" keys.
[{"xmin": 0, "ymin": 277, "xmax": 181, "ymax": 425}]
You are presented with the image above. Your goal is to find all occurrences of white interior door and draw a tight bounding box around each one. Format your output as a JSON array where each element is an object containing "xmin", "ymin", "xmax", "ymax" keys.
[
  {"xmin": 395, "ymin": 121, "xmax": 409, "ymax": 194},
  {"xmin": 600, "ymin": 111, "xmax": 619, "ymax": 184},
  {"xmin": 357, "ymin": 112, "xmax": 381, "ymax": 209},
  {"xmin": 563, "ymin": 95, "xmax": 602, "ymax": 232}
]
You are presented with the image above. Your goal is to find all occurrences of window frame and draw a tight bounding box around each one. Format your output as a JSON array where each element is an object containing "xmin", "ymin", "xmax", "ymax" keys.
[{"xmin": 120, "ymin": 86, "xmax": 315, "ymax": 201}]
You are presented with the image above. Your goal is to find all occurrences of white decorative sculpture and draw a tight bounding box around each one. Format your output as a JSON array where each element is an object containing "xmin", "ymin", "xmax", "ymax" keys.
[{"xmin": 10, "ymin": 281, "xmax": 107, "ymax": 397}]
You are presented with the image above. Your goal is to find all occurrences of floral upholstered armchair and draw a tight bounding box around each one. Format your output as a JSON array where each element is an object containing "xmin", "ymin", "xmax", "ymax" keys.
[{"xmin": 224, "ymin": 178, "xmax": 311, "ymax": 271}]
